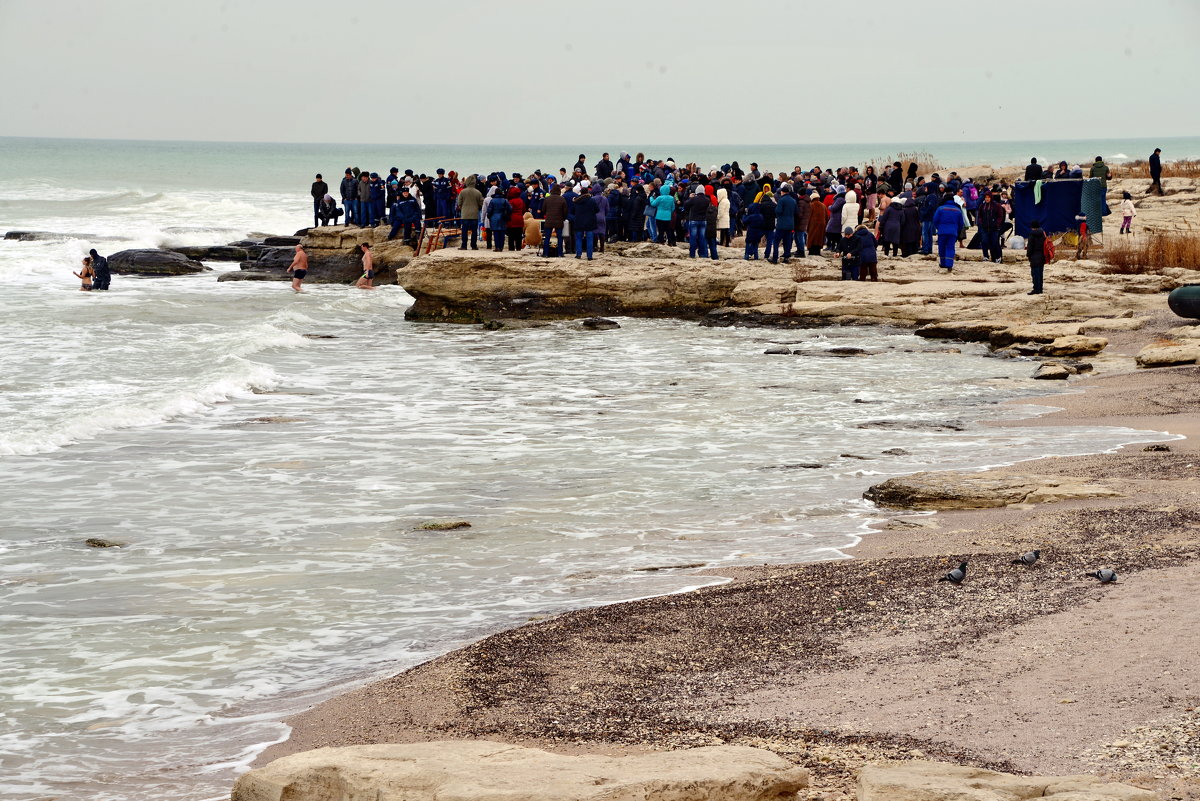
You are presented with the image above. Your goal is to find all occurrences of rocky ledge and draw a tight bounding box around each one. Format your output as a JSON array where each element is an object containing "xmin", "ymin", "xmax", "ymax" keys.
[
  {"xmin": 394, "ymin": 243, "xmax": 1192, "ymax": 345},
  {"xmin": 233, "ymin": 741, "xmax": 809, "ymax": 801}
]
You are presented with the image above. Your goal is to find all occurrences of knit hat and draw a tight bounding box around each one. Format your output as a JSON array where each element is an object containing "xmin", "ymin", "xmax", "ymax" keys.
[
  {"xmin": 836, "ymin": 185, "xmax": 846, "ymax": 195},
  {"xmin": 843, "ymin": 226, "xmax": 854, "ymax": 235}
]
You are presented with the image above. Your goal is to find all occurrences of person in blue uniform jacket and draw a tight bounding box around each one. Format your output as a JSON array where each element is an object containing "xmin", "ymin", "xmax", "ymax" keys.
[{"xmin": 932, "ymin": 194, "xmax": 964, "ymax": 270}]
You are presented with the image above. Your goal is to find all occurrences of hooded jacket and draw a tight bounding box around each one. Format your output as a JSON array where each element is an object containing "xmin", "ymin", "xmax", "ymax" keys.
[
  {"xmin": 716, "ymin": 188, "xmax": 730, "ymax": 229},
  {"xmin": 855, "ymin": 227, "xmax": 878, "ymax": 263},
  {"xmin": 841, "ymin": 190, "xmax": 860, "ymax": 231},
  {"xmin": 455, "ymin": 175, "xmax": 484, "ymax": 221},
  {"xmin": 878, "ymin": 202, "xmax": 902, "ymax": 243},
  {"xmin": 523, "ymin": 212, "xmax": 542, "ymax": 246},
  {"xmin": 506, "ymin": 187, "xmax": 526, "ymax": 229},
  {"xmin": 650, "ymin": 185, "xmax": 676, "ymax": 221},
  {"xmin": 340, "ymin": 175, "xmax": 356, "ymax": 202},
  {"xmin": 899, "ymin": 201, "xmax": 921, "ymax": 242},
  {"xmin": 825, "ymin": 195, "xmax": 845, "ymax": 234},
  {"xmin": 573, "ymin": 193, "xmax": 600, "ymax": 232},
  {"xmin": 592, "ymin": 188, "xmax": 609, "ymax": 235}
]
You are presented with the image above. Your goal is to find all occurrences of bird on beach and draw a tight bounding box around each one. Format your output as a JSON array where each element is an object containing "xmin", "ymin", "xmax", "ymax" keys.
[
  {"xmin": 1087, "ymin": 569, "xmax": 1118, "ymax": 584},
  {"xmin": 1012, "ymin": 550, "xmax": 1041, "ymax": 567},
  {"xmin": 938, "ymin": 561, "xmax": 968, "ymax": 585}
]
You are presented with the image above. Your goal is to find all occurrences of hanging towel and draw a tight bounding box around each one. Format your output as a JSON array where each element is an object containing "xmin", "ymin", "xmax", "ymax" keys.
[
  {"xmin": 1080, "ymin": 179, "xmax": 1108, "ymax": 233},
  {"xmin": 1033, "ymin": 179, "xmax": 1044, "ymax": 204}
]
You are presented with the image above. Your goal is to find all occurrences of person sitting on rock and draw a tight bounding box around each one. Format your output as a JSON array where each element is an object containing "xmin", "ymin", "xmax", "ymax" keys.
[{"xmin": 387, "ymin": 188, "xmax": 421, "ymax": 245}]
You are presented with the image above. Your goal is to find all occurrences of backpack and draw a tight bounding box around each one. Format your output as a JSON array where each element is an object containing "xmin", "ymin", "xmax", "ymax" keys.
[
  {"xmin": 964, "ymin": 184, "xmax": 978, "ymax": 204},
  {"xmin": 1043, "ymin": 236, "xmax": 1056, "ymax": 262}
]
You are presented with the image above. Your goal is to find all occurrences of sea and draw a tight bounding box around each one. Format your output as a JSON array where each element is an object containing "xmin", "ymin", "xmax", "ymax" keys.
[{"xmin": 0, "ymin": 135, "xmax": 1193, "ymax": 801}]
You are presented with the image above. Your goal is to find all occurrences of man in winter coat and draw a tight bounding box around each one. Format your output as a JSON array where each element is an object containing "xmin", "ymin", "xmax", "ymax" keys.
[
  {"xmin": 542, "ymin": 185, "xmax": 568, "ymax": 256},
  {"xmin": 742, "ymin": 201, "xmax": 765, "ymax": 260},
  {"xmin": 572, "ymin": 190, "xmax": 599, "ymax": 260},
  {"xmin": 432, "ymin": 169, "xmax": 453, "ymax": 219},
  {"xmin": 340, "ymin": 169, "xmax": 357, "ymax": 226},
  {"xmin": 1024, "ymin": 158, "xmax": 1044, "ymax": 181},
  {"xmin": 455, "ymin": 175, "xmax": 484, "ymax": 249},
  {"xmin": 357, "ymin": 173, "xmax": 374, "ymax": 226},
  {"xmin": 595, "ymin": 153, "xmax": 614, "ymax": 180},
  {"xmin": 682, "ymin": 186, "xmax": 711, "ymax": 258},
  {"xmin": 975, "ymin": 191, "xmax": 1007, "ymax": 263},
  {"xmin": 387, "ymin": 188, "xmax": 422, "ymax": 245},
  {"xmin": 310, "ymin": 174, "xmax": 328, "ymax": 228},
  {"xmin": 918, "ymin": 187, "xmax": 940, "ymax": 254},
  {"xmin": 1026, "ymin": 220, "xmax": 1047, "ymax": 294},
  {"xmin": 625, "ymin": 184, "xmax": 647, "ymax": 242},
  {"xmin": 839, "ymin": 226, "xmax": 862, "ymax": 280},
  {"xmin": 932, "ymin": 194, "xmax": 964, "ymax": 270},
  {"xmin": 792, "ymin": 188, "xmax": 810, "ymax": 254},
  {"xmin": 1089, "ymin": 156, "xmax": 1112, "ymax": 187},
  {"xmin": 1149, "ymin": 147, "xmax": 1163, "ymax": 195},
  {"xmin": 770, "ymin": 185, "xmax": 797, "ymax": 263}
]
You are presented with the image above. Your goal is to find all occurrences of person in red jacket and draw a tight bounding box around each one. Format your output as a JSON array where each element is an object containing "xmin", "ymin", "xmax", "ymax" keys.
[{"xmin": 505, "ymin": 187, "xmax": 526, "ymax": 251}]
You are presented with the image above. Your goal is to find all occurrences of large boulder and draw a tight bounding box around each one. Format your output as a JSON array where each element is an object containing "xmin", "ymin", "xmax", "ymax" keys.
[
  {"xmin": 863, "ymin": 470, "xmax": 1121, "ymax": 510},
  {"xmin": 858, "ymin": 760, "xmax": 1159, "ymax": 801},
  {"xmin": 1036, "ymin": 334, "xmax": 1108, "ymax": 357},
  {"xmin": 297, "ymin": 225, "xmax": 413, "ymax": 284},
  {"xmin": 168, "ymin": 245, "xmax": 249, "ymax": 262},
  {"xmin": 1136, "ymin": 343, "xmax": 1200, "ymax": 367},
  {"xmin": 107, "ymin": 249, "xmax": 208, "ymax": 276},
  {"xmin": 231, "ymin": 741, "xmax": 809, "ymax": 801}
]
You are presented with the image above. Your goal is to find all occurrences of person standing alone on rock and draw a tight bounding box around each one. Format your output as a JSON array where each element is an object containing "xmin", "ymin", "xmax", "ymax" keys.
[
  {"xmin": 286, "ymin": 245, "xmax": 308, "ymax": 293},
  {"xmin": 356, "ymin": 242, "xmax": 376, "ymax": 290},
  {"xmin": 1026, "ymin": 221, "xmax": 1047, "ymax": 295},
  {"xmin": 1148, "ymin": 148, "xmax": 1163, "ymax": 195},
  {"xmin": 310, "ymin": 174, "xmax": 328, "ymax": 228},
  {"xmin": 88, "ymin": 249, "xmax": 110, "ymax": 290}
]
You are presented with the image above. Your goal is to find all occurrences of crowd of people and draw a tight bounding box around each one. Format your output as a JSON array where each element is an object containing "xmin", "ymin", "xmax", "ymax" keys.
[{"xmin": 303, "ymin": 148, "xmax": 1166, "ymax": 291}]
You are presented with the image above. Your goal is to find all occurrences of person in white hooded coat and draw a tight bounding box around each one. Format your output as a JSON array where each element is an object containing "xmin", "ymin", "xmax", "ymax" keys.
[
  {"xmin": 716, "ymin": 187, "xmax": 731, "ymax": 246},
  {"xmin": 841, "ymin": 189, "xmax": 861, "ymax": 233}
]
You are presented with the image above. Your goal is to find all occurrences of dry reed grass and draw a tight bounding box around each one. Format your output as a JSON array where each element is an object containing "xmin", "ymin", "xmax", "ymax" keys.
[
  {"xmin": 1112, "ymin": 159, "xmax": 1200, "ymax": 179},
  {"xmin": 868, "ymin": 151, "xmax": 944, "ymax": 175},
  {"xmin": 1100, "ymin": 228, "xmax": 1200, "ymax": 274}
]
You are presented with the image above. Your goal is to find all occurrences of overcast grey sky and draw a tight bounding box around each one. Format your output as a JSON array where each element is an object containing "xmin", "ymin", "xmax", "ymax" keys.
[{"xmin": 2, "ymin": 0, "xmax": 1197, "ymax": 144}]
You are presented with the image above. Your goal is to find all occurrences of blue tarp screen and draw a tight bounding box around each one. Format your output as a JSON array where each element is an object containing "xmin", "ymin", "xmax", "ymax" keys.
[{"xmin": 1011, "ymin": 179, "xmax": 1110, "ymax": 237}]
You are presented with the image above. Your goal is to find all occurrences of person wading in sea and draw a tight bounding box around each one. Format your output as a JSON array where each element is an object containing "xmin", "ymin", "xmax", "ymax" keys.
[
  {"xmin": 88, "ymin": 249, "xmax": 110, "ymax": 290},
  {"xmin": 356, "ymin": 242, "xmax": 375, "ymax": 290},
  {"xmin": 286, "ymin": 244, "xmax": 308, "ymax": 293}
]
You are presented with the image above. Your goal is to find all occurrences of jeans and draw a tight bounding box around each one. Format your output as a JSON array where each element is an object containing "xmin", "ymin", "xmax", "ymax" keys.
[
  {"xmin": 436, "ymin": 196, "xmax": 453, "ymax": 219},
  {"xmin": 492, "ymin": 228, "xmax": 505, "ymax": 251},
  {"xmin": 937, "ymin": 233, "xmax": 956, "ymax": 268},
  {"xmin": 841, "ymin": 259, "xmax": 859, "ymax": 280},
  {"xmin": 460, "ymin": 221, "xmax": 478, "ymax": 248},
  {"xmin": 543, "ymin": 225, "xmax": 564, "ymax": 256},
  {"xmin": 574, "ymin": 230, "xmax": 594, "ymax": 259},
  {"xmin": 744, "ymin": 227, "xmax": 762, "ymax": 259},
  {"xmin": 646, "ymin": 216, "xmax": 658, "ymax": 242},
  {"xmin": 762, "ymin": 230, "xmax": 776, "ymax": 258},
  {"xmin": 687, "ymin": 220, "xmax": 708, "ymax": 257},
  {"xmin": 706, "ymin": 231, "xmax": 719, "ymax": 260},
  {"xmin": 793, "ymin": 230, "xmax": 807, "ymax": 254},
  {"xmin": 769, "ymin": 230, "xmax": 793, "ymax": 261},
  {"xmin": 979, "ymin": 229, "xmax": 1000, "ymax": 261},
  {"xmin": 921, "ymin": 220, "xmax": 934, "ymax": 254}
]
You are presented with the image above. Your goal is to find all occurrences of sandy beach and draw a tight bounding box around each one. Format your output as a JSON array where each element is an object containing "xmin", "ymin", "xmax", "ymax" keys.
[{"xmin": 257, "ymin": 175, "xmax": 1200, "ymax": 800}]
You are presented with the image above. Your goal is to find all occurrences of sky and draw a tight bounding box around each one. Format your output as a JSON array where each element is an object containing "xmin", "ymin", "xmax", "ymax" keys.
[{"xmin": 1, "ymin": 0, "xmax": 1198, "ymax": 145}]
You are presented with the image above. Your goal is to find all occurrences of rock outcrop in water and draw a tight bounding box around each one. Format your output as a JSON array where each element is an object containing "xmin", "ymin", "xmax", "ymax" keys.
[
  {"xmin": 108, "ymin": 249, "xmax": 208, "ymax": 276},
  {"xmin": 232, "ymin": 741, "xmax": 809, "ymax": 801},
  {"xmin": 234, "ymin": 225, "xmax": 416, "ymax": 285},
  {"xmin": 168, "ymin": 245, "xmax": 248, "ymax": 262}
]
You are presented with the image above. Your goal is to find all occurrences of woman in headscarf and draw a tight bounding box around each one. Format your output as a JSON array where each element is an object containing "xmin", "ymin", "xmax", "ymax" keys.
[
  {"xmin": 592, "ymin": 184, "xmax": 609, "ymax": 253},
  {"xmin": 505, "ymin": 186, "xmax": 526, "ymax": 251},
  {"xmin": 825, "ymin": 186, "xmax": 846, "ymax": 246}
]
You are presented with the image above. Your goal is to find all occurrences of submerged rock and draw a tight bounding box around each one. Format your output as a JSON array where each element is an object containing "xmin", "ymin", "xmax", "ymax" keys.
[
  {"xmin": 84, "ymin": 538, "xmax": 128, "ymax": 548},
  {"xmin": 108, "ymin": 249, "xmax": 208, "ymax": 276},
  {"xmin": 577, "ymin": 317, "xmax": 621, "ymax": 330},
  {"xmin": 763, "ymin": 346, "xmax": 792, "ymax": 355},
  {"xmin": 416, "ymin": 520, "xmax": 472, "ymax": 531},
  {"xmin": 232, "ymin": 741, "xmax": 809, "ymax": 801},
  {"xmin": 217, "ymin": 271, "xmax": 287, "ymax": 282}
]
